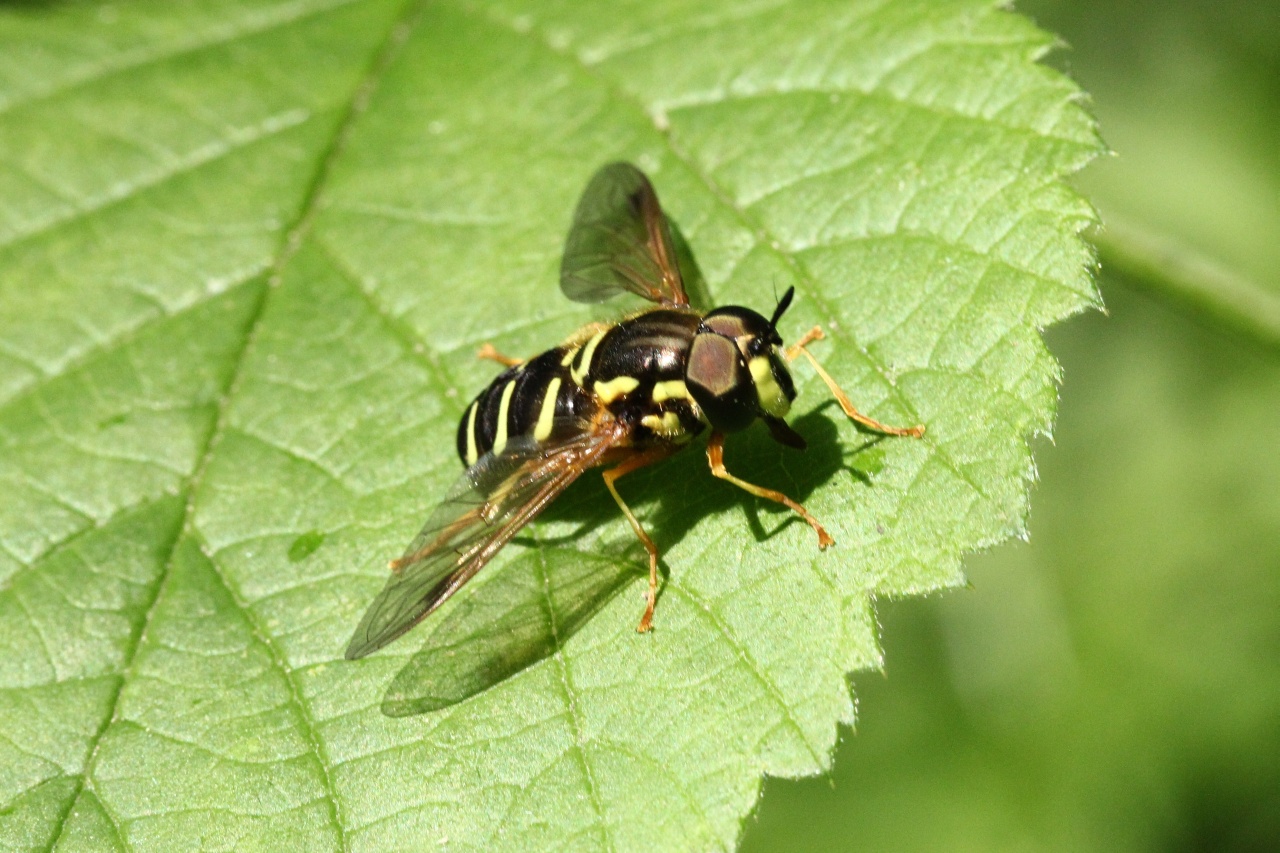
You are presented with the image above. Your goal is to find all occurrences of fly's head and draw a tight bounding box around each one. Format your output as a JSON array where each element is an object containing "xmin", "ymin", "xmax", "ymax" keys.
[{"xmin": 685, "ymin": 286, "xmax": 806, "ymax": 448}]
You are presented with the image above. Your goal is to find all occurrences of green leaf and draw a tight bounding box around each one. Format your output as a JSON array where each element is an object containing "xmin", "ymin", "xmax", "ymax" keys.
[{"xmin": 0, "ymin": 0, "xmax": 1100, "ymax": 849}]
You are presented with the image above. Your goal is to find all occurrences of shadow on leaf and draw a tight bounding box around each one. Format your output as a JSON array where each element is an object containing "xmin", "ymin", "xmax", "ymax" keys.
[
  {"xmin": 382, "ymin": 404, "xmax": 890, "ymax": 716},
  {"xmin": 381, "ymin": 547, "xmax": 637, "ymax": 716}
]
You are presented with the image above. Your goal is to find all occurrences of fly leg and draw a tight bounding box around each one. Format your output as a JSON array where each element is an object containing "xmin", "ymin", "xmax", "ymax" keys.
[
  {"xmin": 785, "ymin": 324, "xmax": 826, "ymax": 354},
  {"xmin": 476, "ymin": 342, "xmax": 524, "ymax": 367},
  {"xmin": 786, "ymin": 326, "xmax": 925, "ymax": 438},
  {"xmin": 601, "ymin": 447, "xmax": 674, "ymax": 633},
  {"xmin": 707, "ymin": 431, "xmax": 835, "ymax": 549}
]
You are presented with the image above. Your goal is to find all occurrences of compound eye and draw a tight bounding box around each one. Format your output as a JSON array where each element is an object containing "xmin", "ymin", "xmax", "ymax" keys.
[
  {"xmin": 702, "ymin": 314, "xmax": 750, "ymax": 339},
  {"xmin": 686, "ymin": 333, "xmax": 757, "ymax": 432},
  {"xmin": 687, "ymin": 333, "xmax": 743, "ymax": 395}
]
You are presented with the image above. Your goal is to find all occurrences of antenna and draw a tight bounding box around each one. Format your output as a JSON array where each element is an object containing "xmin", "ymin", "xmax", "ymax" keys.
[{"xmin": 769, "ymin": 286, "xmax": 796, "ymax": 329}]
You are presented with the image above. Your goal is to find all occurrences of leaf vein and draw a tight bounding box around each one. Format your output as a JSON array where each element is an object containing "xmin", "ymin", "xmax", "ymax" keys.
[
  {"xmin": 0, "ymin": 0, "xmax": 364, "ymax": 120},
  {"xmin": 42, "ymin": 1, "xmax": 433, "ymax": 845},
  {"xmin": 664, "ymin": 580, "xmax": 826, "ymax": 769},
  {"xmin": 531, "ymin": 533, "xmax": 616, "ymax": 853},
  {"xmin": 0, "ymin": 107, "xmax": 312, "ymax": 255}
]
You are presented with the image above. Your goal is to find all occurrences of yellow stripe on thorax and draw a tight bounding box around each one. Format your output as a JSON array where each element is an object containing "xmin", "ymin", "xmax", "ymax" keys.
[
  {"xmin": 641, "ymin": 411, "xmax": 687, "ymax": 438},
  {"xmin": 594, "ymin": 375, "xmax": 639, "ymax": 404},
  {"xmin": 652, "ymin": 379, "xmax": 690, "ymax": 403}
]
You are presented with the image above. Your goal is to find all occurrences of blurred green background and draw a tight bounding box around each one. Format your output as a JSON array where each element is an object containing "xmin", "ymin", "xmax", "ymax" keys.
[{"xmin": 743, "ymin": 1, "xmax": 1280, "ymax": 851}]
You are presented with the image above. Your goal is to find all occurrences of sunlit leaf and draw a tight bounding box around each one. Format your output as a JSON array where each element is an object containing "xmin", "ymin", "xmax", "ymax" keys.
[{"xmin": 0, "ymin": 0, "xmax": 1099, "ymax": 849}]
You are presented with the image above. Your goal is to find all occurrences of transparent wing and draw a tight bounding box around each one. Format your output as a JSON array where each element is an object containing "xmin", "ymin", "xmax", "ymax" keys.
[
  {"xmin": 559, "ymin": 162, "xmax": 688, "ymax": 307},
  {"xmin": 381, "ymin": 546, "xmax": 643, "ymax": 715},
  {"xmin": 344, "ymin": 420, "xmax": 629, "ymax": 659}
]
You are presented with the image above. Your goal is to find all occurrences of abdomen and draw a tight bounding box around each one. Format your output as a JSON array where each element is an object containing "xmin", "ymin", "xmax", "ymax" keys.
[{"xmin": 456, "ymin": 346, "xmax": 597, "ymax": 466}]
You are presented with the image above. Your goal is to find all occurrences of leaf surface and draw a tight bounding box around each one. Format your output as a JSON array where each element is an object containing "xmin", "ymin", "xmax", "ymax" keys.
[{"xmin": 0, "ymin": 0, "xmax": 1100, "ymax": 849}]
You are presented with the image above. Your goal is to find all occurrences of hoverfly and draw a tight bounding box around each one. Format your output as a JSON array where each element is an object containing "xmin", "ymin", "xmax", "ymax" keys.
[{"xmin": 344, "ymin": 163, "xmax": 924, "ymax": 660}]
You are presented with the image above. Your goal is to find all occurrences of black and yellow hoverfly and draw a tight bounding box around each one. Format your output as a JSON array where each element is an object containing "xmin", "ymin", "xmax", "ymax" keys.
[{"xmin": 344, "ymin": 163, "xmax": 924, "ymax": 660}]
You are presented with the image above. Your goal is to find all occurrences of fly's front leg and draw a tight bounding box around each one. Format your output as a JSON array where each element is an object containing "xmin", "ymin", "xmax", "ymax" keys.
[
  {"xmin": 601, "ymin": 447, "xmax": 674, "ymax": 633},
  {"xmin": 786, "ymin": 326, "xmax": 925, "ymax": 438},
  {"xmin": 785, "ymin": 325, "xmax": 825, "ymax": 355},
  {"xmin": 707, "ymin": 431, "xmax": 835, "ymax": 549}
]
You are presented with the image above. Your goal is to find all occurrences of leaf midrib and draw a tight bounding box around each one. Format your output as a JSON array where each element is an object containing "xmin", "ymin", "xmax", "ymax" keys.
[{"xmin": 40, "ymin": 2, "xmax": 427, "ymax": 848}]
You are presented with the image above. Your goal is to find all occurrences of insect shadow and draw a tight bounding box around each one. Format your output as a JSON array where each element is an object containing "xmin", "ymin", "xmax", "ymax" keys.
[{"xmin": 381, "ymin": 405, "xmax": 887, "ymax": 716}]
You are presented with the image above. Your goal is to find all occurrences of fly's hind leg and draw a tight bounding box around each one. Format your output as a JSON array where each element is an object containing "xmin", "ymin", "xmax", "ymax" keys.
[
  {"xmin": 786, "ymin": 326, "xmax": 925, "ymax": 438},
  {"xmin": 476, "ymin": 342, "xmax": 523, "ymax": 367},
  {"xmin": 707, "ymin": 431, "xmax": 835, "ymax": 549},
  {"xmin": 601, "ymin": 447, "xmax": 674, "ymax": 633}
]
